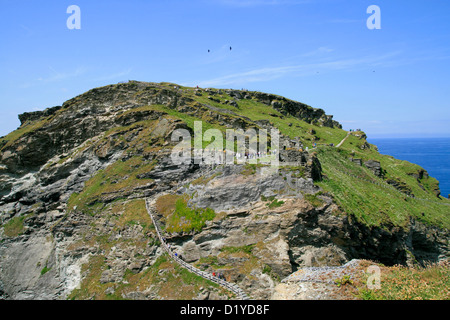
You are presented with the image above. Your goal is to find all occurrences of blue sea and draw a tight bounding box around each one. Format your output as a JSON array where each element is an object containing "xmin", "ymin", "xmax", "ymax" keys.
[{"xmin": 368, "ymin": 138, "xmax": 450, "ymax": 198}]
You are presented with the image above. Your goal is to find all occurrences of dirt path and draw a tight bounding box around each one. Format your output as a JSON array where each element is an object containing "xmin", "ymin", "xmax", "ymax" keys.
[{"xmin": 336, "ymin": 132, "xmax": 351, "ymax": 148}]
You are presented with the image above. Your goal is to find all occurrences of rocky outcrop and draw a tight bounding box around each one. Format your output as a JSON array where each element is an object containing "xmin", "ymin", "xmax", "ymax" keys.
[
  {"xmin": 152, "ymin": 164, "xmax": 449, "ymax": 299},
  {"xmin": 18, "ymin": 106, "xmax": 62, "ymax": 125},
  {"xmin": 250, "ymin": 92, "xmax": 342, "ymax": 129},
  {"xmin": 349, "ymin": 157, "xmax": 362, "ymax": 166},
  {"xmin": 364, "ymin": 160, "xmax": 382, "ymax": 177},
  {"xmin": 0, "ymin": 81, "xmax": 448, "ymax": 300},
  {"xmin": 386, "ymin": 178, "xmax": 413, "ymax": 196},
  {"xmin": 272, "ymin": 259, "xmax": 366, "ymax": 300}
]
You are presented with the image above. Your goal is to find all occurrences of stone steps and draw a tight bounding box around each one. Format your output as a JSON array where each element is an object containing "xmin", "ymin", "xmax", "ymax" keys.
[{"xmin": 145, "ymin": 197, "xmax": 251, "ymax": 300}]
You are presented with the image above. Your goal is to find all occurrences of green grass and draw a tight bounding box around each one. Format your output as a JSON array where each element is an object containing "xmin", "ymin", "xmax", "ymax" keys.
[
  {"xmin": 0, "ymin": 118, "xmax": 51, "ymax": 152},
  {"xmin": 188, "ymin": 92, "xmax": 349, "ymax": 149},
  {"xmin": 220, "ymin": 245, "xmax": 255, "ymax": 255},
  {"xmin": 195, "ymin": 256, "xmax": 229, "ymax": 270},
  {"xmin": 267, "ymin": 199, "xmax": 285, "ymax": 209},
  {"xmin": 2, "ymin": 216, "xmax": 26, "ymax": 237},
  {"xmin": 316, "ymin": 146, "xmax": 450, "ymax": 228},
  {"xmin": 241, "ymin": 163, "xmax": 257, "ymax": 176},
  {"xmin": 357, "ymin": 262, "xmax": 450, "ymax": 300},
  {"xmin": 260, "ymin": 194, "xmax": 285, "ymax": 208},
  {"xmin": 284, "ymin": 165, "xmax": 306, "ymax": 178},
  {"xmin": 165, "ymin": 197, "xmax": 215, "ymax": 233},
  {"xmin": 123, "ymin": 104, "xmax": 232, "ymax": 149},
  {"xmin": 304, "ymin": 193, "xmax": 324, "ymax": 208},
  {"xmin": 218, "ymin": 98, "xmax": 346, "ymax": 145},
  {"xmin": 339, "ymin": 133, "xmax": 442, "ymax": 198},
  {"xmin": 260, "ymin": 195, "xmax": 275, "ymax": 202},
  {"xmin": 1, "ymin": 214, "xmax": 33, "ymax": 238},
  {"xmin": 116, "ymin": 199, "xmax": 155, "ymax": 233},
  {"xmin": 40, "ymin": 265, "xmax": 51, "ymax": 275}
]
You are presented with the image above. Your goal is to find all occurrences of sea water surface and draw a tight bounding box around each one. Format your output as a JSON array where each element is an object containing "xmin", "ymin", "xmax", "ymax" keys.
[{"xmin": 368, "ymin": 138, "xmax": 450, "ymax": 198}]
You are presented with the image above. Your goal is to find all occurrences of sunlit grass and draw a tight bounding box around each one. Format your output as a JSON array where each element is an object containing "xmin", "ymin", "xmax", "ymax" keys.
[{"xmin": 358, "ymin": 262, "xmax": 450, "ymax": 300}]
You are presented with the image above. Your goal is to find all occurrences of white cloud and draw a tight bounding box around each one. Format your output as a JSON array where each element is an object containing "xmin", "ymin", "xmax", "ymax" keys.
[
  {"xmin": 41, "ymin": 66, "xmax": 87, "ymax": 82},
  {"xmin": 191, "ymin": 51, "xmax": 402, "ymax": 87},
  {"xmin": 90, "ymin": 68, "xmax": 133, "ymax": 82},
  {"xmin": 20, "ymin": 66, "xmax": 87, "ymax": 88}
]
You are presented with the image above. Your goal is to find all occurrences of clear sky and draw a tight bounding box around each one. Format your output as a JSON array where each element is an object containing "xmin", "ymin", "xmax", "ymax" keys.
[{"xmin": 1, "ymin": 0, "xmax": 449, "ymax": 138}]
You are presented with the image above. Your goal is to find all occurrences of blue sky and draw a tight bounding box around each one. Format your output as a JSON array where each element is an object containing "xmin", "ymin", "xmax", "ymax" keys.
[{"xmin": 1, "ymin": 0, "xmax": 450, "ymax": 138}]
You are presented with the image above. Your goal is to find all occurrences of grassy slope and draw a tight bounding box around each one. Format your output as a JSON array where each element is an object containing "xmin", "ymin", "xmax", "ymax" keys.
[
  {"xmin": 354, "ymin": 261, "xmax": 450, "ymax": 300},
  {"xmin": 326, "ymin": 260, "xmax": 450, "ymax": 300},
  {"xmin": 182, "ymin": 85, "xmax": 449, "ymax": 229},
  {"xmin": 316, "ymin": 146, "xmax": 450, "ymax": 229},
  {"xmin": 315, "ymin": 133, "xmax": 450, "ymax": 229},
  {"xmin": 188, "ymin": 88, "xmax": 349, "ymax": 147}
]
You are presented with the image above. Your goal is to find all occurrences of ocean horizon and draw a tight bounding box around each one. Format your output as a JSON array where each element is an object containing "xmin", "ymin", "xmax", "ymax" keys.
[{"xmin": 368, "ymin": 137, "xmax": 450, "ymax": 199}]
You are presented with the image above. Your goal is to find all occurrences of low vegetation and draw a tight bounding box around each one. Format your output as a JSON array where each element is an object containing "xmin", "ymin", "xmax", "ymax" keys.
[
  {"xmin": 156, "ymin": 194, "xmax": 216, "ymax": 234},
  {"xmin": 1, "ymin": 214, "xmax": 33, "ymax": 238},
  {"xmin": 69, "ymin": 254, "xmax": 228, "ymax": 300},
  {"xmin": 304, "ymin": 193, "xmax": 324, "ymax": 208},
  {"xmin": 316, "ymin": 146, "xmax": 450, "ymax": 228},
  {"xmin": 356, "ymin": 261, "xmax": 450, "ymax": 300},
  {"xmin": 261, "ymin": 195, "xmax": 285, "ymax": 209},
  {"xmin": 67, "ymin": 156, "xmax": 156, "ymax": 216},
  {"xmin": 3, "ymin": 81, "xmax": 448, "ymax": 300}
]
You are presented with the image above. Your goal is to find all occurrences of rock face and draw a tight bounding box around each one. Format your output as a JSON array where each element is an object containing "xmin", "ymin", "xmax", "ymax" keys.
[
  {"xmin": 364, "ymin": 160, "xmax": 382, "ymax": 177},
  {"xmin": 248, "ymin": 91, "xmax": 342, "ymax": 129},
  {"xmin": 18, "ymin": 106, "xmax": 62, "ymax": 125},
  {"xmin": 0, "ymin": 81, "xmax": 448, "ymax": 300},
  {"xmin": 272, "ymin": 259, "xmax": 363, "ymax": 300}
]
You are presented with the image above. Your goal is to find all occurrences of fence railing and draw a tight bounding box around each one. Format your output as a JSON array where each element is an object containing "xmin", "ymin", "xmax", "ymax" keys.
[{"xmin": 145, "ymin": 198, "xmax": 250, "ymax": 300}]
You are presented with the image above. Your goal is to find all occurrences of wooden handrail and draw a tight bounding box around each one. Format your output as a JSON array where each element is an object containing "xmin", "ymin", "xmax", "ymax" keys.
[{"xmin": 145, "ymin": 198, "xmax": 250, "ymax": 300}]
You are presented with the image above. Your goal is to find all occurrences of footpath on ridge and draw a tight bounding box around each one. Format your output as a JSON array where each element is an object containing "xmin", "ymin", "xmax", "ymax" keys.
[
  {"xmin": 336, "ymin": 132, "xmax": 351, "ymax": 148},
  {"xmin": 333, "ymin": 132, "xmax": 449, "ymax": 206}
]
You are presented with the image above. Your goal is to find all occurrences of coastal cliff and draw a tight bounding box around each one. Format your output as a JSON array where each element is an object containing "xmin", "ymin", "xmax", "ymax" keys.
[{"xmin": 1, "ymin": 81, "xmax": 448, "ymax": 300}]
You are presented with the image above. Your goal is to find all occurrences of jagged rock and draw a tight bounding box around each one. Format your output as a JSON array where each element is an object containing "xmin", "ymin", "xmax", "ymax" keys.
[
  {"xmin": 386, "ymin": 178, "xmax": 413, "ymax": 196},
  {"xmin": 408, "ymin": 169, "xmax": 429, "ymax": 181},
  {"xmin": 364, "ymin": 160, "xmax": 382, "ymax": 177},
  {"xmin": 18, "ymin": 106, "xmax": 62, "ymax": 125},
  {"xmin": 349, "ymin": 157, "xmax": 362, "ymax": 166},
  {"xmin": 0, "ymin": 81, "xmax": 448, "ymax": 301},
  {"xmin": 182, "ymin": 241, "xmax": 202, "ymax": 262}
]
